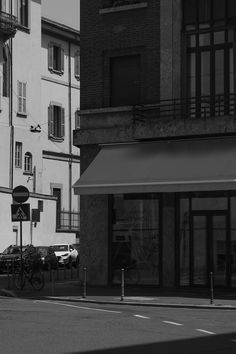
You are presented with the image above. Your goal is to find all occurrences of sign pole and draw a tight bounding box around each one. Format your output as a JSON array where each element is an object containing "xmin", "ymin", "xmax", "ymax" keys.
[{"xmin": 20, "ymin": 216, "xmax": 23, "ymax": 289}]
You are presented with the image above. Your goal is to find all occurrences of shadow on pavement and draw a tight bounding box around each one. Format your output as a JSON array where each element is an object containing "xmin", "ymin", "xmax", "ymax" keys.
[{"xmin": 66, "ymin": 332, "xmax": 236, "ymax": 354}]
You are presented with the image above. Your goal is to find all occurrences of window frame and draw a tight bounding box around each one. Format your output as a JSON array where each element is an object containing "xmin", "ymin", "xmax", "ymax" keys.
[
  {"xmin": 48, "ymin": 103, "xmax": 65, "ymax": 142},
  {"xmin": 24, "ymin": 151, "xmax": 32, "ymax": 174},
  {"xmin": 48, "ymin": 42, "xmax": 64, "ymax": 75},
  {"xmin": 74, "ymin": 49, "xmax": 80, "ymax": 80},
  {"xmin": 15, "ymin": 142, "xmax": 22, "ymax": 168},
  {"xmin": 17, "ymin": 0, "xmax": 30, "ymax": 29},
  {"xmin": 17, "ymin": 81, "xmax": 27, "ymax": 116}
]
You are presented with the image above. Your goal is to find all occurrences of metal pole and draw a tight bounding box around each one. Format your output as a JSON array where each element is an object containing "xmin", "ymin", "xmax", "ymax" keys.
[
  {"xmin": 210, "ymin": 272, "xmax": 214, "ymax": 305},
  {"xmin": 83, "ymin": 267, "xmax": 87, "ymax": 298},
  {"xmin": 20, "ymin": 218, "xmax": 23, "ymax": 289},
  {"xmin": 121, "ymin": 268, "xmax": 124, "ymax": 301}
]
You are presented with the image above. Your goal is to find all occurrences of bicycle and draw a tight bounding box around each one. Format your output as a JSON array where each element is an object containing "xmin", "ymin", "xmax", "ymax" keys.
[{"xmin": 14, "ymin": 260, "xmax": 45, "ymax": 291}]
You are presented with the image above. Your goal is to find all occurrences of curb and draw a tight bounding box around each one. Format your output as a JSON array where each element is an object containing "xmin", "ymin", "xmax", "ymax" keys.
[
  {"xmin": 0, "ymin": 288, "xmax": 17, "ymax": 297},
  {"xmin": 43, "ymin": 296, "xmax": 236, "ymax": 310}
]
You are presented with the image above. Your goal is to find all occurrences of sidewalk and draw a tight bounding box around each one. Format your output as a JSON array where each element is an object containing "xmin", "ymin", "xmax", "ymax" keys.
[{"xmin": 1, "ymin": 279, "xmax": 236, "ymax": 310}]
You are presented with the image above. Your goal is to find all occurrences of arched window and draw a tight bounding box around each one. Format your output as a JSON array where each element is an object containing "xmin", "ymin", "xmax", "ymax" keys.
[{"xmin": 24, "ymin": 152, "xmax": 32, "ymax": 173}]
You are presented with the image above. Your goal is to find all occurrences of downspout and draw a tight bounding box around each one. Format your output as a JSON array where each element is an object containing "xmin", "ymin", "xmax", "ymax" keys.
[
  {"xmin": 68, "ymin": 42, "xmax": 72, "ymax": 229},
  {"xmin": 9, "ymin": 0, "xmax": 14, "ymax": 189}
]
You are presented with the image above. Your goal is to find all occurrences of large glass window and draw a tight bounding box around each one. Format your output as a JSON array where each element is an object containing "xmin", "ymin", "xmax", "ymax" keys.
[{"xmin": 112, "ymin": 194, "xmax": 160, "ymax": 285}]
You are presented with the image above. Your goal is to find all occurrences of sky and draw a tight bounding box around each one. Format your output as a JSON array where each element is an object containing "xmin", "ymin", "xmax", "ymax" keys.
[{"xmin": 42, "ymin": 0, "xmax": 80, "ymax": 30}]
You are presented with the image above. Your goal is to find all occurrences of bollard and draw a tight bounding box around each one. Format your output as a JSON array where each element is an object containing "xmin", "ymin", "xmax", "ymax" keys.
[
  {"xmin": 63, "ymin": 262, "xmax": 66, "ymax": 280},
  {"xmin": 51, "ymin": 268, "xmax": 55, "ymax": 296},
  {"xmin": 121, "ymin": 268, "xmax": 125, "ymax": 301},
  {"xmin": 210, "ymin": 272, "xmax": 214, "ymax": 305},
  {"xmin": 83, "ymin": 267, "xmax": 87, "ymax": 298},
  {"xmin": 7, "ymin": 261, "xmax": 10, "ymax": 290},
  {"xmin": 70, "ymin": 260, "xmax": 73, "ymax": 279}
]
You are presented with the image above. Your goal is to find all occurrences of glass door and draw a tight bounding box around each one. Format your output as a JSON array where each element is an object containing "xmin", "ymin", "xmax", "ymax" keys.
[{"xmin": 191, "ymin": 211, "xmax": 228, "ymax": 287}]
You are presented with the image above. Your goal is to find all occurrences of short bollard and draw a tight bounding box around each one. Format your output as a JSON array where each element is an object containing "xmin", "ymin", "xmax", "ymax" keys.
[
  {"xmin": 83, "ymin": 267, "xmax": 87, "ymax": 298},
  {"xmin": 51, "ymin": 268, "xmax": 55, "ymax": 296},
  {"xmin": 7, "ymin": 261, "xmax": 10, "ymax": 289},
  {"xmin": 121, "ymin": 268, "xmax": 125, "ymax": 301},
  {"xmin": 210, "ymin": 272, "xmax": 214, "ymax": 305}
]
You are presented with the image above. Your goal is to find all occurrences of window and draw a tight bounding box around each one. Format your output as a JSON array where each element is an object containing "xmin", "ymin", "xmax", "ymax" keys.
[
  {"xmin": 48, "ymin": 104, "xmax": 65, "ymax": 140},
  {"xmin": 15, "ymin": 142, "xmax": 22, "ymax": 168},
  {"xmin": 74, "ymin": 49, "xmax": 80, "ymax": 80},
  {"xmin": 17, "ymin": 0, "xmax": 29, "ymax": 27},
  {"xmin": 17, "ymin": 81, "xmax": 27, "ymax": 115},
  {"xmin": 75, "ymin": 110, "xmax": 80, "ymax": 129},
  {"xmin": 53, "ymin": 188, "xmax": 61, "ymax": 228},
  {"xmin": 3, "ymin": 44, "xmax": 10, "ymax": 97},
  {"xmin": 48, "ymin": 43, "xmax": 64, "ymax": 74},
  {"xmin": 110, "ymin": 54, "xmax": 141, "ymax": 106},
  {"xmin": 24, "ymin": 152, "xmax": 32, "ymax": 173},
  {"xmin": 0, "ymin": 0, "xmax": 6, "ymax": 12}
]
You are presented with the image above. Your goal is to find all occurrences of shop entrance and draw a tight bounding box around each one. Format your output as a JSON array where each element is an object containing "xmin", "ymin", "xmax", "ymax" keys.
[{"xmin": 190, "ymin": 211, "xmax": 229, "ymax": 287}]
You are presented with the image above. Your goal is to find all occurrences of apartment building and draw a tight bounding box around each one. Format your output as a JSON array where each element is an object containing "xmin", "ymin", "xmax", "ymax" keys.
[
  {"xmin": 74, "ymin": 0, "xmax": 236, "ymax": 289},
  {"xmin": 0, "ymin": 0, "xmax": 80, "ymax": 251}
]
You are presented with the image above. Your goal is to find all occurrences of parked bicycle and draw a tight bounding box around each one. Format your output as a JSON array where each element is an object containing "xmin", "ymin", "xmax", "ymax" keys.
[{"xmin": 14, "ymin": 260, "xmax": 45, "ymax": 291}]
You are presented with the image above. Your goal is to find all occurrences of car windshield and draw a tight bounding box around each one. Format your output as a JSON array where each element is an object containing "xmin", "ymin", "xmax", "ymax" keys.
[
  {"xmin": 2, "ymin": 247, "xmax": 11, "ymax": 255},
  {"xmin": 52, "ymin": 245, "xmax": 68, "ymax": 252}
]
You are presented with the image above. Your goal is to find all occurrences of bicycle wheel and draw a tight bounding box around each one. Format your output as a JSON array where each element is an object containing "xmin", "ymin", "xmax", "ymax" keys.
[
  {"xmin": 14, "ymin": 271, "xmax": 26, "ymax": 290},
  {"xmin": 30, "ymin": 271, "xmax": 45, "ymax": 290}
]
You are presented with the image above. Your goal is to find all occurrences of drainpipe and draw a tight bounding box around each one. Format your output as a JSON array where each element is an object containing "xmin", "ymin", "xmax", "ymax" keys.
[
  {"xmin": 9, "ymin": 0, "xmax": 13, "ymax": 189},
  {"xmin": 68, "ymin": 42, "xmax": 72, "ymax": 228}
]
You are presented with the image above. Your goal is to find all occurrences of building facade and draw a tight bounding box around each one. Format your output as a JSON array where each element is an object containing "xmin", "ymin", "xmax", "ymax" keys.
[
  {"xmin": 0, "ymin": 0, "xmax": 80, "ymax": 251},
  {"xmin": 74, "ymin": 0, "xmax": 236, "ymax": 289}
]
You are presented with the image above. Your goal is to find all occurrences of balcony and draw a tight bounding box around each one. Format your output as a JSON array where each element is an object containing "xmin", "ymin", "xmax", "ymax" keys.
[
  {"xmin": 74, "ymin": 93, "xmax": 236, "ymax": 147},
  {"xmin": 56, "ymin": 210, "xmax": 80, "ymax": 233},
  {"xmin": 0, "ymin": 11, "xmax": 17, "ymax": 40},
  {"xmin": 100, "ymin": 0, "xmax": 148, "ymax": 13}
]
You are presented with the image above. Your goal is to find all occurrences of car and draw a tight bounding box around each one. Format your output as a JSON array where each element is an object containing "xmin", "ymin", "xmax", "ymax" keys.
[
  {"xmin": 0, "ymin": 245, "xmax": 27, "ymax": 272},
  {"xmin": 51, "ymin": 244, "xmax": 79, "ymax": 267},
  {"xmin": 35, "ymin": 246, "xmax": 58, "ymax": 270}
]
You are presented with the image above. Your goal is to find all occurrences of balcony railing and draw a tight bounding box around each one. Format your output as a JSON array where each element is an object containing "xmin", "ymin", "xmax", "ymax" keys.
[
  {"xmin": 132, "ymin": 94, "xmax": 236, "ymax": 123},
  {"xmin": 101, "ymin": 0, "xmax": 146, "ymax": 8},
  {"xmin": 0, "ymin": 11, "xmax": 17, "ymax": 39},
  {"xmin": 56, "ymin": 210, "xmax": 80, "ymax": 232}
]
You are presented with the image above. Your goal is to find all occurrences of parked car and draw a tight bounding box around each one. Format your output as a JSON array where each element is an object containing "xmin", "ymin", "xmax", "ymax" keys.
[
  {"xmin": 51, "ymin": 244, "xmax": 79, "ymax": 267},
  {"xmin": 35, "ymin": 246, "xmax": 58, "ymax": 270},
  {"xmin": 0, "ymin": 245, "xmax": 27, "ymax": 272}
]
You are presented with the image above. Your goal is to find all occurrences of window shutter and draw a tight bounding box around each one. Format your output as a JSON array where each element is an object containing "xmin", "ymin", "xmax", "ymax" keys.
[
  {"xmin": 60, "ymin": 107, "xmax": 65, "ymax": 137},
  {"xmin": 48, "ymin": 43, "xmax": 53, "ymax": 70},
  {"xmin": 75, "ymin": 49, "xmax": 80, "ymax": 79},
  {"xmin": 23, "ymin": 82, "xmax": 26, "ymax": 113},
  {"xmin": 17, "ymin": 81, "xmax": 22, "ymax": 113},
  {"xmin": 75, "ymin": 110, "xmax": 80, "ymax": 129},
  {"xmin": 60, "ymin": 48, "xmax": 64, "ymax": 73},
  {"xmin": 48, "ymin": 105, "xmax": 54, "ymax": 137},
  {"xmin": 1, "ymin": 0, "xmax": 6, "ymax": 12}
]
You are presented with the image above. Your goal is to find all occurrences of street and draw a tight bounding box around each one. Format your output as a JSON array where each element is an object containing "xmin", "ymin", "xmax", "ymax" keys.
[{"xmin": 0, "ymin": 296, "xmax": 236, "ymax": 354}]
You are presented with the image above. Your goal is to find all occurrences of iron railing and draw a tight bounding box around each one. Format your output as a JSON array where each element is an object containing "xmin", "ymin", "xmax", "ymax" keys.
[
  {"xmin": 132, "ymin": 94, "xmax": 236, "ymax": 123},
  {"xmin": 101, "ymin": 0, "xmax": 146, "ymax": 8},
  {"xmin": 0, "ymin": 11, "xmax": 17, "ymax": 38},
  {"xmin": 56, "ymin": 210, "xmax": 80, "ymax": 232}
]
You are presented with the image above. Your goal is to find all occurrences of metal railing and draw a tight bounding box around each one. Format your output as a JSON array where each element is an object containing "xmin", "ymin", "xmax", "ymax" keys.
[
  {"xmin": 0, "ymin": 11, "xmax": 17, "ymax": 37},
  {"xmin": 132, "ymin": 93, "xmax": 236, "ymax": 123},
  {"xmin": 56, "ymin": 210, "xmax": 80, "ymax": 232},
  {"xmin": 101, "ymin": 0, "xmax": 146, "ymax": 8}
]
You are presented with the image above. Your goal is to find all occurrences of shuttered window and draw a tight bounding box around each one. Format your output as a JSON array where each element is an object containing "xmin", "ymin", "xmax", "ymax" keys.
[
  {"xmin": 17, "ymin": 0, "xmax": 29, "ymax": 27},
  {"xmin": 15, "ymin": 142, "xmax": 22, "ymax": 168},
  {"xmin": 74, "ymin": 49, "xmax": 80, "ymax": 80},
  {"xmin": 48, "ymin": 43, "xmax": 64, "ymax": 74},
  {"xmin": 48, "ymin": 104, "xmax": 65, "ymax": 140},
  {"xmin": 24, "ymin": 152, "xmax": 32, "ymax": 173},
  {"xmin": 17, "ymin": 81, "xmax": 27, "ymax": 115}
]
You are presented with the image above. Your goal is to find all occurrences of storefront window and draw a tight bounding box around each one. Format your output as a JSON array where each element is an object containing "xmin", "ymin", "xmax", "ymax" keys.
[
  {"xmin": 230, "ymin": 197, "xmax": 236, "ymax": 287},
  {"xmin": 112, "ymin": 194, "xmax": 160, "ymax": 285},
  {"xmin": 179, "ymin": 199, "xmax": 190, "ymax": 285}
]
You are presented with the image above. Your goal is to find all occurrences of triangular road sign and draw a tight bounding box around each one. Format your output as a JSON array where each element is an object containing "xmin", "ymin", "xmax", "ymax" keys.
[{"xmin": 11, "ymin": 204, "xmax": 30, "ymax": 222}]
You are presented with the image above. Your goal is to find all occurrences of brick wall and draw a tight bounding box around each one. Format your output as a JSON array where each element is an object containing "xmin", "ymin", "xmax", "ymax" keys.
[{"xmin": 80, "ymin": 0, "xmax": 160, "ymax": 109}]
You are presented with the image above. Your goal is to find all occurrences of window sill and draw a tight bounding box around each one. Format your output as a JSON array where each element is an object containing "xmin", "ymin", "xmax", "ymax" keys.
[
  {"xmin": 49, "ymin": 68, "xmax": 64, "ymax": 76},
  {"xmin": 23, "ymin": 171, "xmax": 33, "ymax": 176},
  {"xmin": 99, "ymin": 1, "xmax": 148, "ymax": 14},
  {"xmin": 17, "ymin": 112, "xmax": 27, "ymax": 118},
  {"xmin": 49, "ymin": 135, "xmax": 64, "ymax": 143},
  {"xmin": 17, "ymin": 24, "xmax": 30, "ymax": 34}
]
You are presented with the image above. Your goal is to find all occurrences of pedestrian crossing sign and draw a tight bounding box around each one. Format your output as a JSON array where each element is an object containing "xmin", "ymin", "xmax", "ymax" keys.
[{"xmin": 11, "ymin": 203, "xmax": 30, "ymax": 222}]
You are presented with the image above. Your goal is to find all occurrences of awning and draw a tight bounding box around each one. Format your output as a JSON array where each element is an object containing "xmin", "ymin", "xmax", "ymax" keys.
[{"xmin": 73, "ymin": 138, "xmax": 236, "ymax": 195}]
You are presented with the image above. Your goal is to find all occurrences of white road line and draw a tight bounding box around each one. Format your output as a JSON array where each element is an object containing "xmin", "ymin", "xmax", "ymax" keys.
[
  {"xmin": 163, "ymin": 321, "xmax": 183, "ymax": 326},
  {"xmin": 196, "ymin": 329, "xmax": 216, "ymax": 335},
  {"xmin": 134, "ymin": 315, "xmax": 150, "ymax": 319},
  {"xmin": 34, "ymin": 300, "xmax": 122, "ymax": 314}
]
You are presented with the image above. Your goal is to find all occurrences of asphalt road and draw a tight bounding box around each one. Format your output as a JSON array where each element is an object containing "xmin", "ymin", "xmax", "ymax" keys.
[{"xmin": 0, "ymin": 296, "xmax": 236, "ymax": 354}]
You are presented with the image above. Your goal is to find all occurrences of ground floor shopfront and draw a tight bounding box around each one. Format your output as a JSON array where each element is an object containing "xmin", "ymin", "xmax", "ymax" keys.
[{"xmin": 74, "ymin": 137, "xmax": 236, "ymax": 289}]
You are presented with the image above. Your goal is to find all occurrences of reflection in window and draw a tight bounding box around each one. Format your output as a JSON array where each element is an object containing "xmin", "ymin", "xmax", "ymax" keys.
[{"xmin": 112, "ymin": 194, "xmax": 160, "ymax": 285}]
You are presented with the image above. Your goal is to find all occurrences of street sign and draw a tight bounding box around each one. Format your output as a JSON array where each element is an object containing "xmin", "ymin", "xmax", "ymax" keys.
[
  {"xmin": 32, "ymin": 209, "xmax": 40, "ymax": 222},
  {"xmin": 12, "ymin": 185, "xmax": 29, "ymax": 204},
  {"xmin": 11, "ymin": 203, "xmax": 30, "ymax": 222}
]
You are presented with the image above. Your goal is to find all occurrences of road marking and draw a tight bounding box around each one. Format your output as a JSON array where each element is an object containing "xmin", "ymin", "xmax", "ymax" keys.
[
  {"xmin": 196, "ymin": 329, "xmax": 215, "ymax": 335},
  {"xmin": 134, "ymin": 315, "xmax": 150, "ymax": 319},
  {"xmin": 163, "ymin": 321, "xmax": 183, "ymax": 326},
  {"xmin": 34, "ymin": 300, "xmax": 122, "ymax": 314}
]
